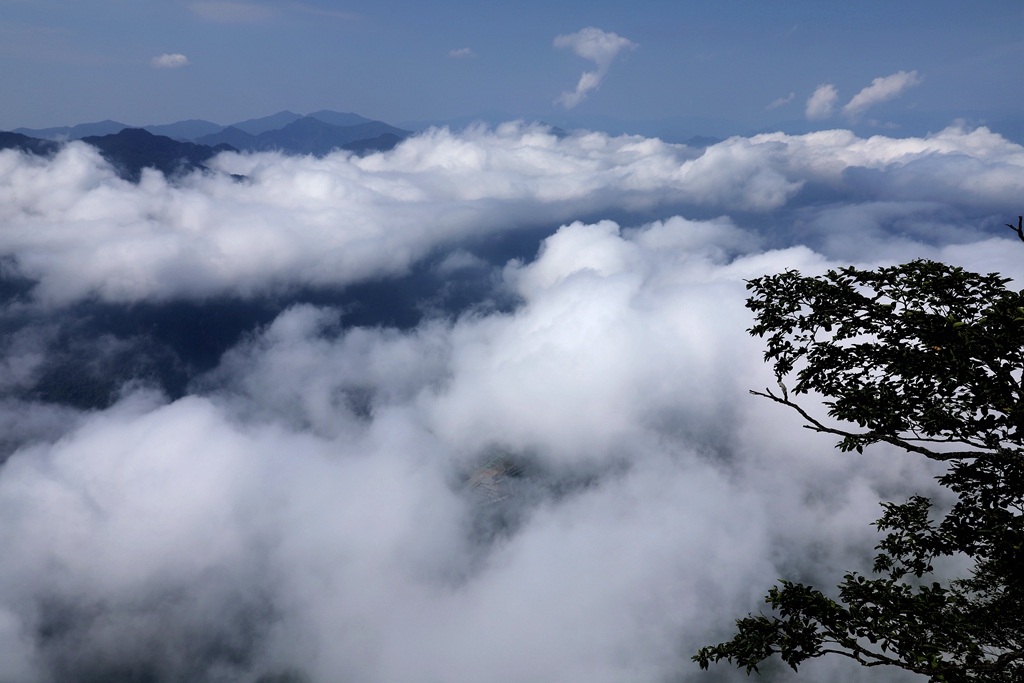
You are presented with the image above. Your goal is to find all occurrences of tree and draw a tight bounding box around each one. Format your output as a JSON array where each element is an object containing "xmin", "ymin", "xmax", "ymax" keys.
[{"xmin": 693, "ymin": 258, "xmax": 1024, "ymax": 682}]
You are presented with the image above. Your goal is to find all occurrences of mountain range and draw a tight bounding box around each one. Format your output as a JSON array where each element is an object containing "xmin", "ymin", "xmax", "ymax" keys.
[
  {"xmin": 194, "ymin": 116, "xmax": 408, "ymax": 156},
  {"xmin": 1, "ymin": 110, "xmax": 414, "ymax": 183},
  {"xmin": 11, "ymin": 110, "xmax": 405, "ymax": 145}
]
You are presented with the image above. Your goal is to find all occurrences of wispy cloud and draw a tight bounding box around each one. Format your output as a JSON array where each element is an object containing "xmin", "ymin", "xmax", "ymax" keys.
[
  {"xmin": 448, "ymin": 47, "xmax": 475, "ymax": 59},
  {"xmin": 842, "ymin": 70, "xmax": 922, "ymax": 121},
  {"xmin": 554, "ymin": 27, "xmax": 637, "ymax": 109},
  {"xmin": 805, "ymin": 84, "xmax": 839, "ymax": 120},
  {"xmin": 189, "ymin": 1, "xmax": 275, "ymax": 23},
  {"xmin": 766, "ymin": 92, "xmax": 795, "ymax": 110},
  {"xmin": 151, "ymin": 53, "xmax": 191, "ymax": 69}
]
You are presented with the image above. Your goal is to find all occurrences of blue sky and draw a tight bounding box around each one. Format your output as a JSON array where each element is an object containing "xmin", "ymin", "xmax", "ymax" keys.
[{"xmin": 2, "ymin": 1, "xmax": 1022, "ymax": 131}]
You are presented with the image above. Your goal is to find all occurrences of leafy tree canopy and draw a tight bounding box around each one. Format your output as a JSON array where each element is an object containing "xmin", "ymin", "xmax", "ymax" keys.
[{"xmin": 694, "ymin": 259, "xmax": 1024, "ymax": 682}]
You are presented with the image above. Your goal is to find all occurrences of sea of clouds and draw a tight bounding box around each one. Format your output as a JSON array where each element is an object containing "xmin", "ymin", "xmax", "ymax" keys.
[{"xmin": 0, "ymin": 122, "xmax": 1021, "ymax": 682}]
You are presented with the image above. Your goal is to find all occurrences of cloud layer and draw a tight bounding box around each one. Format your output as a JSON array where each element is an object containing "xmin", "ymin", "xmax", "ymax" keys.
[
  {"xmin": 554, "ymin": 27, "xmax": 637, "ymax": 109},
  {"xmin": 0, "ymin": 217, "xmax": 961, "ymax": 682},
  {"xmin": 0, "ymin": 121, "xmax": 1021, "ymax": 682},
  {"xmin": 0, "ymin": 123, "xmax": 1020, "ymax": 305}
]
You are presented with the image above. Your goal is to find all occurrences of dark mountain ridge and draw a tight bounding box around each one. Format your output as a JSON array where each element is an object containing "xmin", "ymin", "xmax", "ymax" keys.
[
  {"xmin": 194, "ymin": 126, "xmax": 258, "ymax": 150},
  {"xmin": 79, "ymin": 128, "xmax": 237, "ymax": 182},
  {"xmin": 0, "ymin": 131, "xmax": 62, "ymax": 156}
]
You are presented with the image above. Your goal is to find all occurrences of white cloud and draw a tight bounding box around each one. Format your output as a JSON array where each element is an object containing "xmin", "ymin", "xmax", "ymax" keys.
[
  {"xmin": 0, "ymin": 213, "xmax": 968, "ymax": 682},
  {"xmin": 766, "ymin": 92, "xmax": 795, "ymax": 110},
  {"xmin": 805, "ymin": 83, "xmax": 839, "ymax": 120},
  {"xmin": 150, "ymin": 53, "xmax": 190, "ymax": 69},
  {"xmin": 0, "ymin": 123, "xmax": 1020, "ymax": 305},
  {"xmin": 448, "ymin": 47, "xmax": 475, "ymax": 58},
  {"xmin": 843, "ymin": 70, "xmax": 922, "ymax": 121},
  {"xmin": 554, "ymin": 27, "xmax": 637, "ymax": 109},
  {"xmin": 188, "ymin": 1, "xmax": 274, "ymax": 22},
  {"xmin": 0, "ymin": 114, "xmax": 1022, "ymax": 680}
]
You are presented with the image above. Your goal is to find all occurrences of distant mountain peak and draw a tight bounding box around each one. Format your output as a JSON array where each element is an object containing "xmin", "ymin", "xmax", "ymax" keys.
[
  {"xmin": 144, "ymin": 119, "xmax": 225, "ymax": 142},
  {"xmin": 229, "ymin": 111, "xmax": 303, "ymax": 136},
  {"xmin": 306, "ymin": 110, "xmax": 373, "ymax": 128}
]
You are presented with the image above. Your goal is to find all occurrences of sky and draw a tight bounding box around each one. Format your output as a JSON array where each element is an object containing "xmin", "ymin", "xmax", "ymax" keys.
[
  {"xmin": 1, "ymin": 0, "xmax": 1022, "ymax": 132},
  {"xmin": 1, "ymin": 3, "xmax": 1024, "ymax": 683}
]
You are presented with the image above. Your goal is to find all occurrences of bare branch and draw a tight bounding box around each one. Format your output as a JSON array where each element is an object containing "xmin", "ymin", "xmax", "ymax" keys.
[
  {"xmin": 749, "ymin": 388, "xmax": 1008, "ymax": 462},
  {"xmin": 1006, "ymin": 216, "xmax": 1024, "ymax": 243}
]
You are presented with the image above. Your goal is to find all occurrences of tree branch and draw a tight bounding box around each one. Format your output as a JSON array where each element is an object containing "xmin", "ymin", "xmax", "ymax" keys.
[
  {"xmin": 749, "ymin": 388, "xmax": 1013, "ymax": 462},
  {"xmin": 1006, "ymin": 216, "xmax": 1024, "ymax": 243}
]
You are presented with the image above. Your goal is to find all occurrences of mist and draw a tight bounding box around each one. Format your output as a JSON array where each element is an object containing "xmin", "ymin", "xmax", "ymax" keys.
[{"xmin": 0, "ymin": 122, "xmax": 1020, "ymax": 682}]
